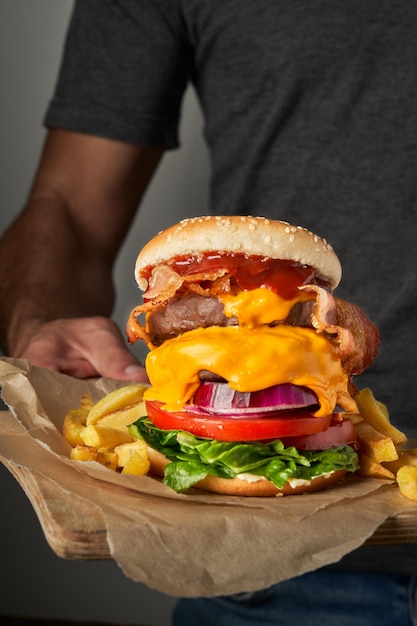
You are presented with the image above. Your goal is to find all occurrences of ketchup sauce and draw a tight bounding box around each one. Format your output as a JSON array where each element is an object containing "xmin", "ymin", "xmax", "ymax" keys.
[{"xmin": 167, "ymin": 253, "xmax": 318, "ymax": 300}]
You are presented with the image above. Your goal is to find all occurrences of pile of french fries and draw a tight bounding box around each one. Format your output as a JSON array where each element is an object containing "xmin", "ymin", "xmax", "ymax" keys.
[
  {"xmin": 63, "ymin": 384, "xmax": 417, "ymax": 500},
  {"xmin": 63, "ymin": 384, "xmax": 150, "ymax": 476},
  {"xmin": 350, "ymin": 387, "xmax": 417, "ymax": 500}
]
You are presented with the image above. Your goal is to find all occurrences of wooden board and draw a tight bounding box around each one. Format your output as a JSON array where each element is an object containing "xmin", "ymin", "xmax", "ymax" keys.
[
  {"xmin": 3, "ymin": 459, "xmax": 417, "ymax": 561},
  {"xmin": 3, "ymin": 460, "xmax": 109, "ymax": 560}
]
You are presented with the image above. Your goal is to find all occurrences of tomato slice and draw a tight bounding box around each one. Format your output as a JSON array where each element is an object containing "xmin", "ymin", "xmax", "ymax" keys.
[
  {"xmin": 145, "ymin": 400, "xmax": 333, "ymax": 442},
  {"xmin": 281, "ymin": 417, "xmax": 357, "ymax": 450}
]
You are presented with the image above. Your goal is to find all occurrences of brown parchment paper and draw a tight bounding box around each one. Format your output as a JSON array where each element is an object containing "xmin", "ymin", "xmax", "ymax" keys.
[{"xmin": 0, "ymin": 356, "xmax": 415, "ymax": 598}]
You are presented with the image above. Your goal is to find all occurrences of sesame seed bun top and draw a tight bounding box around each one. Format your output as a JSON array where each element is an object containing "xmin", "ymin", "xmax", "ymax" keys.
[{"xmin": 135, "ymin": 215, "xmax": 342, "ymax": 291}]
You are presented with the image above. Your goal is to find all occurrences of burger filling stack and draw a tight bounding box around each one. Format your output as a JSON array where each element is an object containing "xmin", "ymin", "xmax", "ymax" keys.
[{"xmin": 126, "ymin": 216, "xmax": 380, "ymax": 495}]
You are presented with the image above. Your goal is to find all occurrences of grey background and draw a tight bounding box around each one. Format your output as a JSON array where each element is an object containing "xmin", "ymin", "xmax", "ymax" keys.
[{"xmin": 0, "ymin": 1, "xmax": 210, "ymax": 624}]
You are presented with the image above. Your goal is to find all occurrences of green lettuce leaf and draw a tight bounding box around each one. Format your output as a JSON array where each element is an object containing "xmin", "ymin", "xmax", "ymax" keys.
[{"xmin": 129, "ymin": 417, "xmax": 359, "ymax": 493}]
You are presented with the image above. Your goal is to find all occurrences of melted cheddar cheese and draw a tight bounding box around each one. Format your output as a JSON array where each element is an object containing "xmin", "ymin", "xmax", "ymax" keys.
[
  {"xmin": 143, "ymin": 286, "xmax": 357, "ymax": 416},
  {"xmin": 144, "ymin": 325, "xmax": 356, "ymax": 415},
  {"xmin": 219, "ymin": 287, "xmax": 314, "ymax": 328}
]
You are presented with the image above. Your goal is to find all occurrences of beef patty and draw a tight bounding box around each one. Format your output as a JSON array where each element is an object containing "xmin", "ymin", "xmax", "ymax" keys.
[{"xmin": 147, "ymin": 292, "xmax": 237, "ymax": 346}]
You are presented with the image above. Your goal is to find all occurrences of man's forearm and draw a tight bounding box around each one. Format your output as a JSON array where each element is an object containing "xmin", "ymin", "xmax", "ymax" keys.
[
  {"xmin": 0, "ymin": 195, "xmax": 115, "ymax": 355},
  {"xmin": 0, "ymin": 129, "xmax": 164, "ymax": 371}
]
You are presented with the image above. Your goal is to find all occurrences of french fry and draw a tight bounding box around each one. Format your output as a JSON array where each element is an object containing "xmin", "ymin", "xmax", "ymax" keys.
[
  {"xmin": 355, "ymin": 387, "xmax": 407, "ymax": 446},
  {"xmin": 354, "ymin": 421, "xmax": 398, "ymax": 463},
  {"xmin": 396, "ymin": 466, "xmax": 417, "ymax": 501},
  {"xmin": 356, "ymin": 452, "xmax": 395, "ymax": 480},
  {"xmin": 96, "ymin": 450, "xmax": 118, "ymax": 471},
  {"xmin": 80, "ymin": 393, "xmax": 95, "ymax": 410},
  {"xmin": 96, "ymin": 402, "xmax": 146, "ymax": 432},
  {"xmin": 86, "ymin": 384, "xmax": 147, "ymax": 425},
  {"xmin": 70, "ymin": 444, "xmax": 98, "ymax": 462},
  {"xmin": 345, "ymin": 412, "xmax": 364, "ymax": 425},
  {"xmin": 382, "ymin": 451, "xmax": 417, "ymax": 474},
  {"xmin": 80, "ymin": 424, "xmax": 134, "ymax": 450},
  {"xmin": 70, "ymin": 445, "xmax": 118, "ymax": 470},
  {"xmin": 63, "ymin": 408, "xmax": 89, "ymax": 447},
  {"xmin": 115, "ymin": 440, "xmax": 150, "ymax": 475}
]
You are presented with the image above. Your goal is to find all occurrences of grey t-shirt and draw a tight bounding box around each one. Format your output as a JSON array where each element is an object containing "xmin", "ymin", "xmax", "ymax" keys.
[{"xmin": 45, "ymin": 0, "xmax": 417, "ymax": 573}]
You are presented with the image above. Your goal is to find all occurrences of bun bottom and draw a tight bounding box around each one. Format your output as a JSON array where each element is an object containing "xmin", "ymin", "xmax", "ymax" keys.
[{"xmin": 147, "ymin": 447, "xmax": 347, "ymax": 496}]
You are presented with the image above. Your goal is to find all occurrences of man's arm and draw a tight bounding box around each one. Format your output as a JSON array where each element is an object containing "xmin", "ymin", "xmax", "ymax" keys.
[{"xmin": 0, "ymin": 129, "xmax": 164, "ymax": 380}]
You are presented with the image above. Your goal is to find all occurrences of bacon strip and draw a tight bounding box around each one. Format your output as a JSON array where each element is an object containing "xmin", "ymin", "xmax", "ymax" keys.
[
  {"xmin": 334, "ymin": 298, "xmax": 380, "ymax": 374},
  {"xmin": 297, "ymin": 285, "xmax": 354, "ymax": 359},
  {"xmin": 298, "ymin": 285, "xmax": 337, "ymax": 329},
  {"xmin": 297, "ymin": 285, "xmax": 380, "ymax": 374},
  {"xmin": 144, "ymin": 265, "xmax": 184, "ymax": 303},
  {"xmin": 126, "ymin": 306, "xmax": 151, "ymax": 345},
  {"xmin": 143, "ymin": 264, "xmax": 230, "ymax": 305}
]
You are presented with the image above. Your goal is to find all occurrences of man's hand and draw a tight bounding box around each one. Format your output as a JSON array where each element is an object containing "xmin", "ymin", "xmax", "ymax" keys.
[{"xmin": 12, "ymin": 316, "xmax": 149, "ymax": 382}]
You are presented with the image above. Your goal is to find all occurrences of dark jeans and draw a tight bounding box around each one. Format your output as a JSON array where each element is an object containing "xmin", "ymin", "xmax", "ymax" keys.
[{"xmin": 173, "ymin": 570, "xmax": 417, "ymax": 626}]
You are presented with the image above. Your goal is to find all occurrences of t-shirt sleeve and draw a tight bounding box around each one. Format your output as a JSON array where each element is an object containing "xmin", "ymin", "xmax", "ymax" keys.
[{"xmin": 44, "ymin": 0, "xmax": 192, "ymax": 148}]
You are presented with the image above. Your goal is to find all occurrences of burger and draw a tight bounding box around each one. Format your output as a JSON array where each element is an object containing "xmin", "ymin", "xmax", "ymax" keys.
[{"xmin": 126, "ymin": 216, "xmax": 380, "ymax": 496}]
